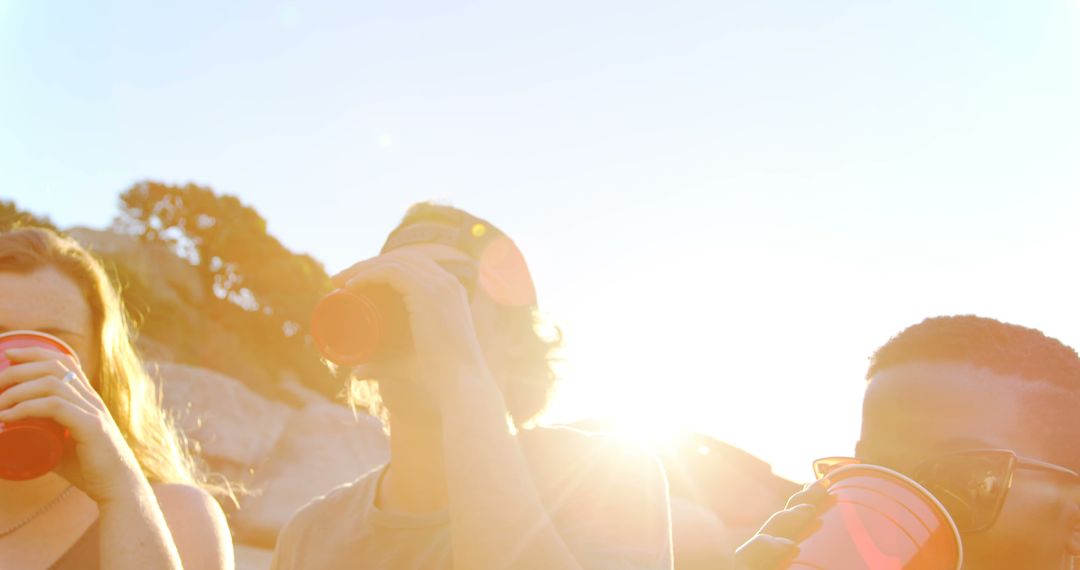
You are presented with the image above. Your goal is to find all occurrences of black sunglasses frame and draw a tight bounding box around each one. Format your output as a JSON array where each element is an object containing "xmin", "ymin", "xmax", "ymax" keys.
[{"xmin": 812, "ymin": 449, "xmax": 1078, "ymax": 533}]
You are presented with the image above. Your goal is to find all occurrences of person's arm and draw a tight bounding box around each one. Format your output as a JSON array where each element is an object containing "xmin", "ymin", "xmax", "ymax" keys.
[
  {"xmin": 438, "ymin": 372, "xmax": 586, "ymax": 569},
  {"xmin": 154, "ymin": 483, "xmax": 234, "ymax": 570},
  {"xmin": 334, "ymin": 249, "xmax": 585, "ymax": 569},
  {"xmin": 95, "ymin": 477, "xmax": 184, "ymax": 569},
  {"xmin": 96, "ymin": 479, "xmax": 235, "ymax": 565},
  {"xmin": 445, "ymin": 404, "xmax": 676, "ymax": 569},
  {"xmin": 0, "ymin": 347, "xmax": 221, "ymax": 569},
  {"xmin": 95, "ymin": 479, "xmax": 234, "ymax": 570}
]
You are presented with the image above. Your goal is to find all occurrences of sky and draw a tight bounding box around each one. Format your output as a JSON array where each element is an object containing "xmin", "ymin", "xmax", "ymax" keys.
[{"xmin": 2, "ymin": 0, "xmax": 1079, "ymax": 480}]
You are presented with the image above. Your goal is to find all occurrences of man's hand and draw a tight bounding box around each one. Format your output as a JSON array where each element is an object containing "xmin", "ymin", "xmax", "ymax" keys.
[
  {"xmin": 331, "ymin": 245, "xmax": 491, "ymax": 399},
  {"xmin": 734, "ymin": 480, "xmax": 830, "ymax": 570}
]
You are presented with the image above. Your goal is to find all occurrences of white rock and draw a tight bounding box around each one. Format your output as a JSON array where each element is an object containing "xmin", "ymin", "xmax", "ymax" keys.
[
  {"xmin": 235, "ymin": 543, "xmax": 274, "ymax": 570},
  {"xmin": 150, "ymin": 361, "xmax": 292, "ymax": 468},
  {"xmin": 232, "ymin": 403, "xmax": 389, "ymax": 547}
]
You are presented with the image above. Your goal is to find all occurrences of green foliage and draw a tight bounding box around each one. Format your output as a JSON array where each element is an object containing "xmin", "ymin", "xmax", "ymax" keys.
[
  {"xmin": 0, "ymin": 200, "xmax": 58, "ymax": 232},
  {"xmin": 112, "ymin": 181, "xmax": 344, "ymax": 396}
]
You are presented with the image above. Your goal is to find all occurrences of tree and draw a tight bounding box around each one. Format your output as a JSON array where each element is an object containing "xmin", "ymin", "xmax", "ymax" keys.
[
  {"xmin": 0, "ymin": 200, "xmax": 57, "ymax": 232},
  {"xmin": 112, "ymin": 181, "xmax": 344, "ymax": 396}
]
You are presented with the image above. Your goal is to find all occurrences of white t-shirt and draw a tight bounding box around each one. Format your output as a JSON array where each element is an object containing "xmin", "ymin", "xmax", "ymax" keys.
[{"xmin": 272, "ymin": 426, "xmax": 674, "ymax": 569}]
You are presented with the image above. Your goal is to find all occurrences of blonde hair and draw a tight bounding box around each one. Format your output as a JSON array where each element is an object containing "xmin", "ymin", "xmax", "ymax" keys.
[{"xmin": 0, "ymin": 227, "xmax": 215, "ymax": 491}]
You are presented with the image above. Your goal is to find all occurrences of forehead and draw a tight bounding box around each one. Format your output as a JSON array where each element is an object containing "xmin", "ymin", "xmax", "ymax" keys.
[
  {"xmin": 0, "ymin": 266, "xmax": 91, "ymax": 335},
  {"xmin": 860, "ymin": 361, "xmax": 1032, "ymax": 461}
]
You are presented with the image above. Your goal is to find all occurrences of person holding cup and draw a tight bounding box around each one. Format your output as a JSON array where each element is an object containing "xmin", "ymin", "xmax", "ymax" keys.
[
  {"xmin": 736, "ymin": 315, "xmax": 1080, "ymax": 570},
  {"xmin": 273, "ymin": 203, "xmax": 673, "ymax": 569},
  {"xmin": 0, "ymin": 227, "xmax": 232, "ymax": 569}
]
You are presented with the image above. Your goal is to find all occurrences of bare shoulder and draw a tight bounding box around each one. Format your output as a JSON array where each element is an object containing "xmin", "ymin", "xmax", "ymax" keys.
[
  {"xmin": 152, "ymin": 483, "xmax": 234, "ymax": 570},
  {"xmin": 153, "ymin": 482, "xmax": 220, "ymax": 513},
  {"xmin": 152, "ymin": 482, "xmax": 229, "ymax": 530}
]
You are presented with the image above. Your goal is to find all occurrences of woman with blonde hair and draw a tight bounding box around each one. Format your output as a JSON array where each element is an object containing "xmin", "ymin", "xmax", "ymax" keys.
[{"xmin": 0, "ymin": 227, "xmax": 232, "ymax": 569}]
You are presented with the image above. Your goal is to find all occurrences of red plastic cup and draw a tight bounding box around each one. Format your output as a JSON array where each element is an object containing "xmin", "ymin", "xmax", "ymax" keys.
[
  {"xmin": 310, "ymin": 286, "xmax": 410, "ymax": 366},
  {"xmin": 0, "ymin": 331, "xmax": 76, "ymax": 481},
  {"xmin": 783, "ymin": 464, "xmax": 963, "ymax": 570}
]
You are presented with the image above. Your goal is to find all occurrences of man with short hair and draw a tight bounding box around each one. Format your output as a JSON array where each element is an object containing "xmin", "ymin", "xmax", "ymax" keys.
[
  {"xmin": 272, "ymin": 204, "xmax": 673, "ymax": 570},
  {"xmin": 737, "ymin": 315, "xmax": 1080, "ymax": 569}
]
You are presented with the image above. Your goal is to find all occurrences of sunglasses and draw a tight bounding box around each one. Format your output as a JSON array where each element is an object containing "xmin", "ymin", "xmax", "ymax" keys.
[{"xmin": 813, "ymin": 449, "xmax": 1079, "ymax": 533}]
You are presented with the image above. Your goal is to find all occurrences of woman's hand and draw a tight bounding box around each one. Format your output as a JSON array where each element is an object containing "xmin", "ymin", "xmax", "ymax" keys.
[
  {"xmin": 0, "ymin": 347, "xmax": 148, "ymax": 504},
  {"xmin": 332, "ymin": 246, "xmax": 492, "ymax": 398}
]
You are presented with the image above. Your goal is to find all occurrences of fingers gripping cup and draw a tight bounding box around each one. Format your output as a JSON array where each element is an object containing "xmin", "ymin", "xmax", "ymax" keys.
[
  {"xmin": 310, "ymin": 258, "xmax": 482, "ymax": 366},
  {"xmin": 783, "ymin": 465, "xmax": 963, "ymax": 570},
  {"xmin": 311, "ymin": 209, "xmax": 536, "ymax": 367},
  {"xmin": 0, "ymin": 331, "xmax": 76, "ymax": 481}
]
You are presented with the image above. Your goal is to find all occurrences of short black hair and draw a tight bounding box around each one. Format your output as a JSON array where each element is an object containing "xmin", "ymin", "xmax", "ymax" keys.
[
  {"xmin": 868, "ymin": 315, "xmax": 1080, "ymax": 469},
  {"xmin": 869, "ymin": 315, "xmax": 1080, "ymax": 387}
]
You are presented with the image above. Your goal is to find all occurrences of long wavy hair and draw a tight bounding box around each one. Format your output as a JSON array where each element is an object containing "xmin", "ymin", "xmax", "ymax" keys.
[{"xmin": 0, "ymin": 227, "xmax": 205, "ymax": 488}]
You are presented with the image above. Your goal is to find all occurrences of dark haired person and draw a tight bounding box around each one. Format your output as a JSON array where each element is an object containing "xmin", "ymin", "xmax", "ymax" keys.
[
  {"xmin": 736, "ymin": 315, "xmax": 1080, "ymax": 570},
  {"xmin": 272, "ymin": 204, "xmax": 673, "ymax": 569}
]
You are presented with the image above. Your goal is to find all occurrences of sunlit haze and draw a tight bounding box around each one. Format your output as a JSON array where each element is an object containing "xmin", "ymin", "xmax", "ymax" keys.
[{"xmin": 3, "ymin": 1, "xmax": 1079, "ymax": 480}]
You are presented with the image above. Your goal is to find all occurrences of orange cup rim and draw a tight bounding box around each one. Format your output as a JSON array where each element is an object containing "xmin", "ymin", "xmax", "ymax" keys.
[
  {"xmin": 0, "ymin": 330, "xmax": 80, "ymax": 363},
  {"xmin": 824, "ymin": 463, "xmax": 964, "ymax": 570},
  {"xmin": 311, "ymin": 290, "xmax": 384, "ymax": 366}
]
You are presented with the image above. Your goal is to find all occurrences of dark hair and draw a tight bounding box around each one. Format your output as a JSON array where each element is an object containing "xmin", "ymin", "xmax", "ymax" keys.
[
  {"xmin": 868, "ymin": 315, "xmax": 1080, "ymax": 387},
  {"xmin": 868, "ymin": 315, "xmax": 1080, "ymax": 468},
  {"xmin": 351, "ymin": 202, "xmax": 562, "ymax": 427}
]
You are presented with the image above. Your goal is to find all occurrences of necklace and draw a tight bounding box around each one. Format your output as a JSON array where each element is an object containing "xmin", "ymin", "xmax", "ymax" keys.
[{"xmin": 0, "ymin": 484, "xmax": 75, "ymax": 538}]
